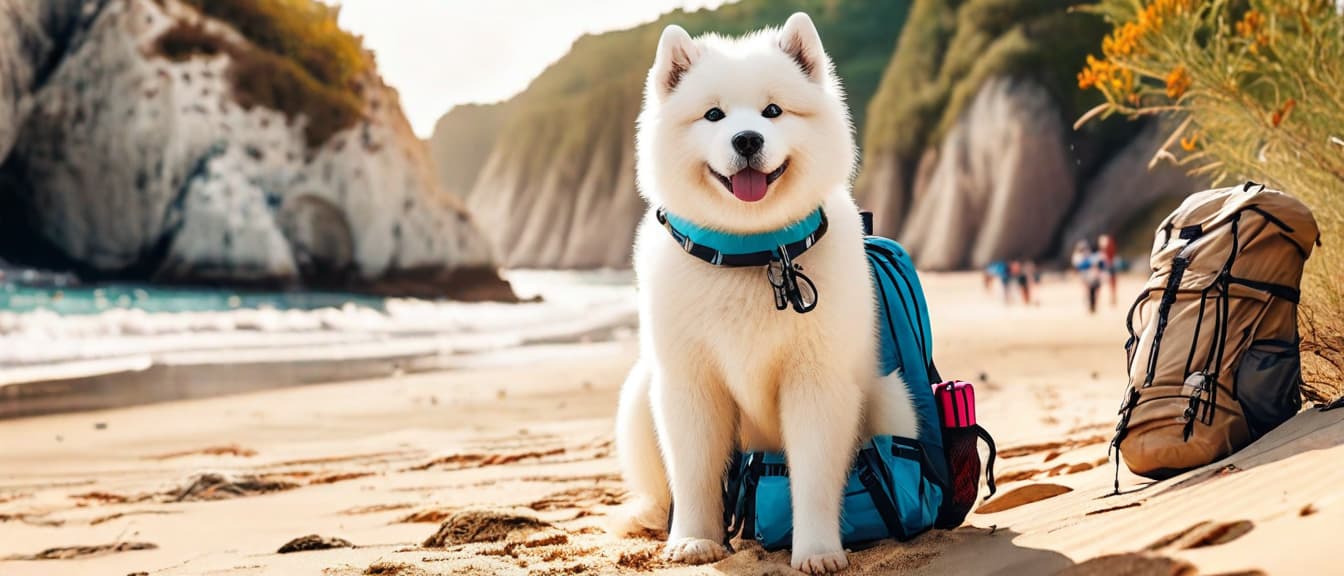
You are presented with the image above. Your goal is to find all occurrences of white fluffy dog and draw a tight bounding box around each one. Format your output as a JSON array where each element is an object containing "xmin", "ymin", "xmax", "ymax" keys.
[{"xmin": 614, "ymin": 12, "xmax": 919, "ymax": 575}]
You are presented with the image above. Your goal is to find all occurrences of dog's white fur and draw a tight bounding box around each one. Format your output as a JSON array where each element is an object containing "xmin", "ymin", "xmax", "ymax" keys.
[{"xmin": 615, "ymin": 13, "xmax": 919, "ymax": 574}]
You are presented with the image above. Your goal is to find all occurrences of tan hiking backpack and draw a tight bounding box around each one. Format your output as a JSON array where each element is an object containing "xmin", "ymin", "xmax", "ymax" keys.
[{"xmin": 1114, "ymin": 182, "xmax": 1318, "ymax": 481}]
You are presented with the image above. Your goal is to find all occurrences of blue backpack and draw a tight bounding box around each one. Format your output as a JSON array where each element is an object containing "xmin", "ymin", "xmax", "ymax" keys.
[{"xmin": 722, "ymin": 228, "xmax": 949, "ymax": 550}]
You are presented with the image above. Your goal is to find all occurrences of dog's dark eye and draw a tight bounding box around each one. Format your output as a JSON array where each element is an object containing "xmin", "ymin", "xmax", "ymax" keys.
[
  {"xmin": 704, "ymin": 107, "xmax": 725, "ymax": 122},
  {"xmin": 762, "ymin": 103, "xmax": 782, "ymax": 118}
]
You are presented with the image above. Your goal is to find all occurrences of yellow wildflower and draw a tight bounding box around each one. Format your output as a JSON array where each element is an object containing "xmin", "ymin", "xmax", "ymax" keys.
[
  {"xmin": 1078, "ymin": 54, "xmax": 1106, "ymax": 90},
  {"xmin": 1181, "ymin": 132, "xmax": 1200, "ymax": 151},
  {"xmin": 1236, "ymin": 10, "xmax": 1265, "ymax": 38},
  {"xmin": 1165, "ymin": 66, "xmax": 1191, "ymax": 99}
]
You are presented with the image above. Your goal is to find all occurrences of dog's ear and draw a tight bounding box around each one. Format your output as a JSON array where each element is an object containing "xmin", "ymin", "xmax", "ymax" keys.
[
  {"xmin": 651, "ymin": 25, "xmax": 699, "ymax": 99},
  {"xmin": 778, "ymin": 12, "xmax": 827, "ymax": 83}
]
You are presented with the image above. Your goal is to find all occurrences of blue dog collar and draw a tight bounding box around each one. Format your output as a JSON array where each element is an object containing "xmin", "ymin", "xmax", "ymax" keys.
[
  {"xmin": 656, "ymin": 207, "xmax": 826, "ymax": 313},
  {"xmin": 655, "ymin": 207, "xmax": 827, "ymax": 267}
]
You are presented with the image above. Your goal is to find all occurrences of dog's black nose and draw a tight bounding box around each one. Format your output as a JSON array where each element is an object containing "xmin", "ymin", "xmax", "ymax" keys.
[{"xmin": 732, "ymin": 131, "xmax": 764, "ymax": 157}]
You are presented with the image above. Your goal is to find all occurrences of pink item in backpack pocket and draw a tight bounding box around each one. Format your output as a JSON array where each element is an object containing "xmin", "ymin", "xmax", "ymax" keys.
[
  {"xmin": 935, "ymin": 380, "xmax": 977, "ymax": 428},
  {"xmin": 930, "ymin": 380, "xmax": 996, "ymax": 529}
]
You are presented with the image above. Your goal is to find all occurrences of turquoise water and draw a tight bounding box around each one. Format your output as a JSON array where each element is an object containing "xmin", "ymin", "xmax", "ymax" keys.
[{"xmin": 0, "ymin": 283, "xmax": 387, "ymax": 315}]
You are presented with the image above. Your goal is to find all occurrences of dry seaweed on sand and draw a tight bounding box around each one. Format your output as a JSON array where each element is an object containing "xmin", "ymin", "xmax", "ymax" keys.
[
  {"xmin": 422, "ymin": 508, "xmax": 553, "ymax": 547},
  {"xmin": 166, "ymin": 472, "xmax": 300, "ymax": 502},
  {"xmin": 6, "ymin": 542, "xmax": 158, "ymax": 561},
  {"xmin": 277, "ymin": 534, "xmax": 354, "ymax": 553}
]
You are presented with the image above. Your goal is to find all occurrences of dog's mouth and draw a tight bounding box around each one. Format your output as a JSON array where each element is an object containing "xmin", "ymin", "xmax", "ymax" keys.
[{"xmin": 709, "ymin": 160, "xmax": 789, "ymax": 203}]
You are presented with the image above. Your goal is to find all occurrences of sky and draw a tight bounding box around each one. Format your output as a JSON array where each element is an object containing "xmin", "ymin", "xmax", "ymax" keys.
[{"xmin": 335, "ymin": 0, "xmax": 732, "ymax": 138}]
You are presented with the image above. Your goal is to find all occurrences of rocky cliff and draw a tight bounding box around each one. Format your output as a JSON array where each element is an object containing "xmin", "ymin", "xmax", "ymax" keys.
[
  {"xmin": 0, "ymin": 0, "xmax": 513, "ymax": 300},
  {"xmin": 897, "ymin": 78, "xmax": 1075, "ymax": 269},
  {"xmin": 855, "ymin": 0, "xmax": 1198, "ymax": 269},
  {"xmin": 434, "ymin": 0, "xmax": 1200, "ymax": 270},
  {"xmin": 431, "ymin": 0, "xmax": 911, "ymax": 268}
]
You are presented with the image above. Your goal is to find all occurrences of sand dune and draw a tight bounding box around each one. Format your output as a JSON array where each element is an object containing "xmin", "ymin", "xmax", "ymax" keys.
[{"xmin": 0, "ymin": 273, "xmax": 1340, "ymax": 575}]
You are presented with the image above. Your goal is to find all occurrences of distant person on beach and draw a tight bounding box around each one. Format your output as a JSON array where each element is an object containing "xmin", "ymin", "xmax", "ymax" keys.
[
  {"xmin": 1009, "ymin": 260, "xmax": 1034, "ymax": 305},
  {"xmin": 1098, "ymin": 234, "xmax": 1118, "ymax": 307},
  {"xmin": 984, "ymin": 261, "xmax": 1003, "ymax": 292},
  {"xmin": 985, "ymin": 260, "xmax": 1012, "ymax": 303},
  {"xmin": 1019, "ymin": 260, "xmax": 1037, "ymax": 305},
  {"xmin": 1071, "ymin": 240, "xmax": 1106, "ymax": 314}
]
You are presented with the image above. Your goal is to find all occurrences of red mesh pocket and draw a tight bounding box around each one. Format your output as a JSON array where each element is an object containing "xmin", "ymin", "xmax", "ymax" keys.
[
  {"xmin": 936, "ymin": 427, "xmax": 982, "ymax": 528},
  {"xmin": 931, "ymin": 381, "xmax": 997, "ymax": 529}
]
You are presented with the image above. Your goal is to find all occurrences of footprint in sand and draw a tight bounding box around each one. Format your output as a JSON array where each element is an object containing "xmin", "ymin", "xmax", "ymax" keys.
[
  {"xmin": 997, "ymin": 458, "xmax": 1109, "ymax": 484},
  {"xmin": 527, "ymin": 486, "xmax": 626, "ymax": 512},
  {"xmin": 407, "ymin": 447, "xmax": 568, "ymax": 472},
  {"xmin": 1145, "ymin": 520, "xmax": 1254, "ymax": 551},
  {"xmin": 399, "ymin": 507, "xmax": 457, "ymax": 524},
  {"xmin": 976, "ymin": 483, "xmax": 1073, "ymax": 514},
  {"xmin": 144, "ymin": 444, "xmax": 257, "ymax": 460},
  {"xmin": 340, "ymin": 503, "xmax": 415, "ymax": 516},
  {"xmin": 306, "ymin": 471, "xmax": 376, "ymax": 485},
  {"xmin": 5, "ymin": 542, "xmax": 157, "ymax": 561},
  {"xmin": 999, "ymin": 435, "xmax": 1108, "ymax": 459},
  {"xmin": 1056, "ymin": 553, "xmax": 1195, "ymax": 576},
  {"xmin": 89, "ymin": 509, "xmax": 180, "ymax": 525},
  {"xmin": 70, "ymin": 490, "xmax": 149, "ymax": 504}
]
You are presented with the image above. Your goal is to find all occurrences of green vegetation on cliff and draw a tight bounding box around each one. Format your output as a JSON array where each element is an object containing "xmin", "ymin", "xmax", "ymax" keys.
[
  {"xmin": 862, "ymin": 0, "xmax": 1118, "ymax": 162},
  {"xmin": 154, "ymin": 0, "xmax": 369, "ymax": 147}
]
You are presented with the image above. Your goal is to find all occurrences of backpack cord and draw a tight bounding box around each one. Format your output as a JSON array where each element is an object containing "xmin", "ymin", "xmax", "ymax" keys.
[
  {"xmin": 1186, "ymin": 216, "xmax": 1242, "ymax": 439},
  {"xmin": 975, "ymin": 425, "xmax": 998, "ymax": 498},
  {"xmin": 1112, "ymin": 455, "xmax": 1122, "ymax": 496}
]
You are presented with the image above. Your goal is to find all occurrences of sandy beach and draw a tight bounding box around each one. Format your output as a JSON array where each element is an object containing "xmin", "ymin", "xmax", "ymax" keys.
[{"xmin": 2, "ymin": 272, "xmax": 1341, "ymax": 575}]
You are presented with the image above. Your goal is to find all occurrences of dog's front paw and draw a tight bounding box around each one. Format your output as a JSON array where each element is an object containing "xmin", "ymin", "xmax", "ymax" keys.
[
  {"xmin": 663, "ymin": 537, "xmax": 728, "ymax": 565},
  {"xmin": 792, "ymin": 549, "xmax": 849, "ymax": 574}
]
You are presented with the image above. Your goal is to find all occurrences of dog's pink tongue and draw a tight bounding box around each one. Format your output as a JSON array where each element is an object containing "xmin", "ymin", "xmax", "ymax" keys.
[{"xmin": 730, "ymin": 169, "xmax": 768, "ymax": 202}]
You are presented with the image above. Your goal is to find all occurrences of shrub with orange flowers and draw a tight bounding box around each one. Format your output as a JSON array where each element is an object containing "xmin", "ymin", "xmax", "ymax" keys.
[
  {"xmin": 1164, "ymin": 66, "xmax": 1190, "ymax": 100},
  {"xmin": 1078, "ymin": 0, "xmax": 1344, "ymax": 402}
]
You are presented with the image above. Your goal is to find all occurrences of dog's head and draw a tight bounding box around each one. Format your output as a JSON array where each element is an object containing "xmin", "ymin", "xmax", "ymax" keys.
[{"xmin": 636, "ymin": 13, "xmax": 855, "ymax": 233}]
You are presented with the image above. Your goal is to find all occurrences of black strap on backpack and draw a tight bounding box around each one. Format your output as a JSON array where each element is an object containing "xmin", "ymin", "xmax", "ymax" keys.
[
  {"xmin": 722, "ymin": 452, "xmax": 764, "ymax": 545},
  {"xmin": 856, "ymin": 445, "xmax": 907, "ymax": 540}
]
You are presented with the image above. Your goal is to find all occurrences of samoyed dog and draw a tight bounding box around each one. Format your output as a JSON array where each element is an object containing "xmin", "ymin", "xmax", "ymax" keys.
[{"xmin": 614, "ymin": 12, "xmax": 918, "ymax": 574}]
